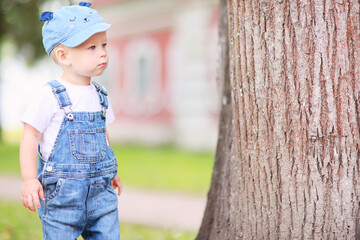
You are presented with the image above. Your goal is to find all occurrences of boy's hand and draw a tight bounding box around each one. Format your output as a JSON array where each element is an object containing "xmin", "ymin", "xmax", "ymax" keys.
[
  {"xmin": 21, "ymin": 179, "xmax": 45, "ymax": 212},
  {"xmin": 111, "ymin": 174, "xmax": 122, "ymax": 196}
]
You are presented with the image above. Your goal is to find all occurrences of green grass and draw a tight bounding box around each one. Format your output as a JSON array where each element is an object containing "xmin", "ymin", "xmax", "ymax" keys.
[
  {"xmin": 0, "ymin": 143, "xmax": 214, "ymax": 195},
  {"xmin": 0, "ymin": 200, "xmax": 196, "ymax": 240},
  {"xmin": 113, "ymin": 145, "xmax": 214, "ymax": 195},
  {"xmin": 0, "ymin": 144, "xmax": 20, "ymax": 176},
  {"xmin": 0, "ymin": 143, "xmax": 209, "ymax": 239},
  {"xmin": 120, "ymin": 224, "xmax": 196, "ymax": 240},
  {"xmin": 0, "ymin": 201, "xmax": 42, "ymax": 240},
  {"xmin": 0, "ymin": 143, "xmax": 210, "ymax": 239}
]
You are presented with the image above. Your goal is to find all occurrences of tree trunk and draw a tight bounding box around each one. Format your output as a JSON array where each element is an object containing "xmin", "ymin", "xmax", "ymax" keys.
[{"xmin": 197, "ymin": 0, "xmax": 360, "ymax": 239}]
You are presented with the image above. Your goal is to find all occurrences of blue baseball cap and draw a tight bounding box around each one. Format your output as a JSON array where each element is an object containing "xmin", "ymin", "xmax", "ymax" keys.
[{"xmin": 40, "ymin": 2, "xmax": 111, "ymax": 55}]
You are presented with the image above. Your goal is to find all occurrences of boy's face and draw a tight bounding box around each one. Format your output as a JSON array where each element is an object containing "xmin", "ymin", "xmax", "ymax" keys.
[{"xmin": 65, "ymin": 31, "xmax": 109, "ymax": 79}]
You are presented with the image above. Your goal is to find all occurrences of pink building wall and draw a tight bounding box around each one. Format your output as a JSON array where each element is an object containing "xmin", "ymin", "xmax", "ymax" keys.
[{"xmin": 92, "ymin": 0, "xmax": 219, "ymax": 151}]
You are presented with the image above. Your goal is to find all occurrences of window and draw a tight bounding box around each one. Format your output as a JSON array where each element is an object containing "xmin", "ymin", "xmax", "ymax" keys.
[{"xmin": 123, "ymin": 38, "xmax": 162, "ymax": 116}]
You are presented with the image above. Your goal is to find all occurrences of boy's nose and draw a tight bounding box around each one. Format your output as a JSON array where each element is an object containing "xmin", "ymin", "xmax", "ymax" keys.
[{"xmin": 100, "ymin": 48, "xmax": 107, "ymax": 57}]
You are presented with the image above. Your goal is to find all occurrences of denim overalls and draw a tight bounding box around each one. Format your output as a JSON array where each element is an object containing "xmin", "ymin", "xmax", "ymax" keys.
[{"xmin": 37, "ymin": 80, "xmax": 120, "ymax": 240}]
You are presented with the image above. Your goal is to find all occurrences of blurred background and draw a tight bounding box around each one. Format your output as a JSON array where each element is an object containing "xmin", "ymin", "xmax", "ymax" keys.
[
  {"xmin": 0, "ymin": 0, "xmax": 219, "ymax": 239},
  {"xmin": 1, "ymin": 0, "xmax": 219, "ymax": 150}
]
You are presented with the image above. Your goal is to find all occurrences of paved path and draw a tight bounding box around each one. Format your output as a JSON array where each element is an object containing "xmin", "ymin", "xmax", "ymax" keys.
[{"xmin": 0, "ymin": 175, "xmax": 206, "ymax": 231}]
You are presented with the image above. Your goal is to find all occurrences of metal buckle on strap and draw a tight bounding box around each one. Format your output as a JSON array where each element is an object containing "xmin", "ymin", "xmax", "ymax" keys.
[
  {"xmin": 64, "ymin": 106, "xmax": 74, "ymax": 121},
  {"xmin": 67, "ymin": 113, "xmax": 74, "ymax": 121}
]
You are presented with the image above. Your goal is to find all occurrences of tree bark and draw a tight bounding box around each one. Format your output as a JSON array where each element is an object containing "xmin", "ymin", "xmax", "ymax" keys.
[
  {"xmin": 197, "ymin": 0, "xmax": 241, "ymax": 239},
  {"xmin": 198, "ymin": 0, "xmax": 360, "ymax": 239}
]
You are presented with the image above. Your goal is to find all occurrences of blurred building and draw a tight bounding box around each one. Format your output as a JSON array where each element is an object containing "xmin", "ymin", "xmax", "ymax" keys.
[
  {"xmin": 0, "ymin": 0, "xmax": 219, "ymax": 151},
  {"xmin": 93, "ymin": 0, "xmax": 219, "ymax": 151}
]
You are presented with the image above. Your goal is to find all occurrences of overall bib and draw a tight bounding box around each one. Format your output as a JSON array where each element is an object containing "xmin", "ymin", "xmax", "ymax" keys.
[{"xmin": 37, "ymin": 80, "xmax": 120, "ymax": 240}]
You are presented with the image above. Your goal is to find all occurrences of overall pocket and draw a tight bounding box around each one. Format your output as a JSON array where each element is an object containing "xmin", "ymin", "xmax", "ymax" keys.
[
  {"xmin": 44, "ymin": 177, "xmax": 65, "ymax": 200},
  {"xmin": 68, "ymin": 127, "xmax": 107, "ymax": 162}
]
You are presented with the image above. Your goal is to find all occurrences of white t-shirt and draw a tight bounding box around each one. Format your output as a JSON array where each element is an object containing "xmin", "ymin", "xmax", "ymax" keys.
[{"xmin": 21, "ymin": 78, "xmax": 115, "ymax": 160}]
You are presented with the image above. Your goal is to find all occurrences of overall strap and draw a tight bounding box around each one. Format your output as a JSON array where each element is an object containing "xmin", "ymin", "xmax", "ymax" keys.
[
  {"xmin": 47, "ymin": 80, "xmax": 74, "ymax": 120},
  {"xmin": 92, "ymin": 81, "xmax": 108, "ymax": 119}
]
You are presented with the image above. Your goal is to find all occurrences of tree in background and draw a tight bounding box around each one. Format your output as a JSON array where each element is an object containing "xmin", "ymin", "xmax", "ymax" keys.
[
  {"xmin": 198, "ymin": 0, "xmax": 360, "ymax": 239},
  {"xmin": 0, "ymin": 0, "xmax": 47, "ymax": 140},
  {"xmin": 0, "ymin": 0, "xmax": 46, "ymax": 62}
]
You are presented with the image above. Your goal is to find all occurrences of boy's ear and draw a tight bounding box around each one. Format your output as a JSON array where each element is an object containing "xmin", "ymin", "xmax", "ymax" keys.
[{"xmin": 54, "ymin": 46, "xmax": 70, "ymax": 65}]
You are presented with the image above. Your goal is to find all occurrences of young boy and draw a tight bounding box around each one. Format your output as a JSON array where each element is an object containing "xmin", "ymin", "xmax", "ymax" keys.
[{"xmin": 20, "ymin": 2, "xmax": 122, "ymax": 239}]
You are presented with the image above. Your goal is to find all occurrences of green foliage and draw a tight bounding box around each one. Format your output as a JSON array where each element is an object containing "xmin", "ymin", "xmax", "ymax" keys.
[
  {"xmin": 0, "ymin": 0, "xmax": 47, "ymax": 63},
  {"xmin": 0, "ymin": 201, "xmax": 196, "ymax": 240}
]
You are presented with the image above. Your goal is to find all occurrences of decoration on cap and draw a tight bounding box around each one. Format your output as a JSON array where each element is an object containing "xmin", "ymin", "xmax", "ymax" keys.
[
  {"xmin": 40, "ymin": 11, "xmax": 54, "ymax": 22},
  {"xmin": 79, "ymin": 2, "xmax": 92, "ymax": 7}
]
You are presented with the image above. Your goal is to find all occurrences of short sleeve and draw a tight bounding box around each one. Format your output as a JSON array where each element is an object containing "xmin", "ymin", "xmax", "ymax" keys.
[
  {"xmin": 20, "ymin": 85, "xmax": 59, "ymax": 133},
  {"xmin": 105, "ymin": 100, "xmax": 115, "ymax": 125}
]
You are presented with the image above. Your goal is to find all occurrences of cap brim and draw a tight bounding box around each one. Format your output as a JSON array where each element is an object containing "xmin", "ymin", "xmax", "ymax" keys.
[{"xmin": 62, "ymin": 23, "xmax": 111, "ymax": 47}]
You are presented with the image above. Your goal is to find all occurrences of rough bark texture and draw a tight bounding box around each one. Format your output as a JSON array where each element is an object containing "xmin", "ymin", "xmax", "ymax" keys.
[
  {"xmin": 198, "ymin": 0, "xmax": 360, "ymax": 239},
  {"xmin": 197, "ymin": 0, "xmax": 241, "ymax": 239}
]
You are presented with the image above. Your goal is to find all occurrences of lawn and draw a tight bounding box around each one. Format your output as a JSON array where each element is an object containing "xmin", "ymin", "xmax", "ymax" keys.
[
  {"xmin": 113, "ymin": 145, "xmax": 214, "ymax": 195},
  {"xmin": 0, "ymin": 143, "xmax": 19, "ymax": 176},
  {"xmin": 0, "ymin": 200, "xmax": 197, "ymax": 240},
  {"xmin": 0, "ymin": 142, "xmax": 214, "ymax": 239},
  {"xmin": 0, "ymin": 143, "xmax": 214, "ymax": 195}
]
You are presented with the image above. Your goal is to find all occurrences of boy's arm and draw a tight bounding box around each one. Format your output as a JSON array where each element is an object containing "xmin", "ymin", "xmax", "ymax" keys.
[
  {"xmin": 20, "ymin": 123, "xmax": 45, "ymax": 212},
  {"xmin": 106, "ymin": 130, "xmax": 123, "ymax": 196}
]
